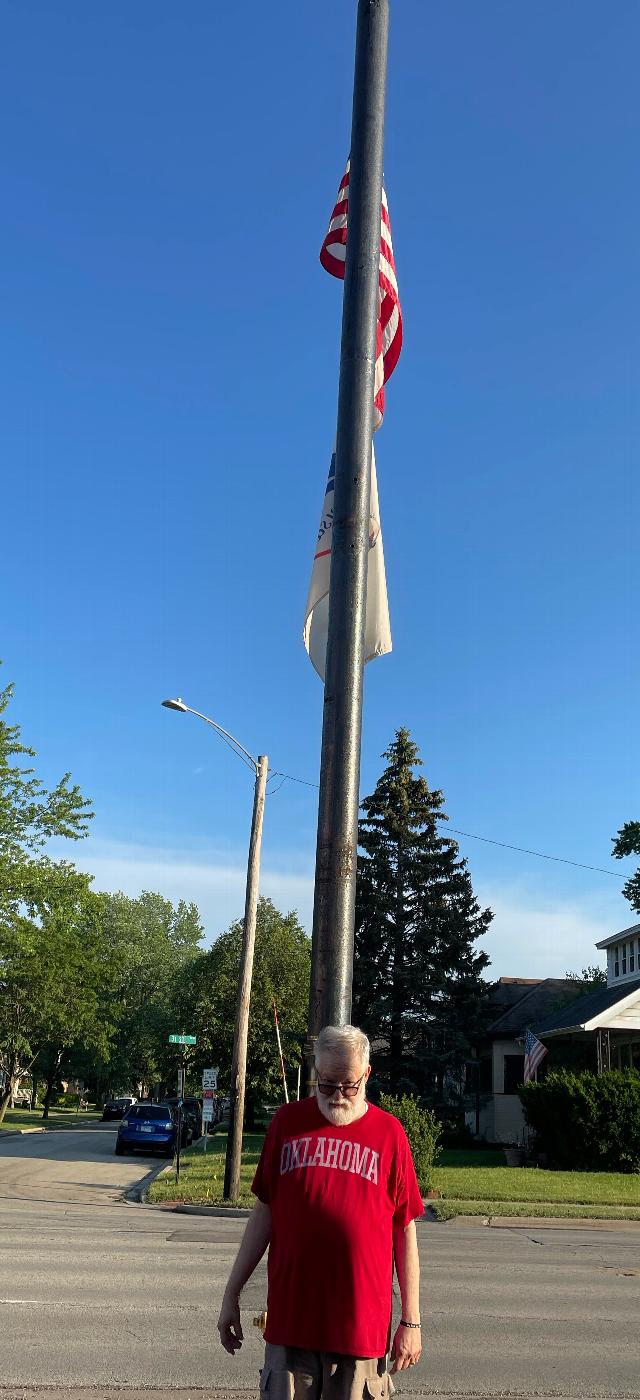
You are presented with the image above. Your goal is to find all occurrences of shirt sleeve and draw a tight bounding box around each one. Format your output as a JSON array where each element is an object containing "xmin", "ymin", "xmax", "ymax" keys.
[
  {"xmin": 392, "ymin": 1126, "xmax": 425, "ymax": 1225},
  {"xmin": 251, "ymin": 1114, "xmax": 279, "ymax": 1204}
]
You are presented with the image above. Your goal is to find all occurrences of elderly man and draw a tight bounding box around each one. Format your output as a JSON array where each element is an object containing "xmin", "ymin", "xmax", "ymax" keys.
[{"xmin": 217, "ymin": 1024, "xmax": 423, "ymax": 1397}]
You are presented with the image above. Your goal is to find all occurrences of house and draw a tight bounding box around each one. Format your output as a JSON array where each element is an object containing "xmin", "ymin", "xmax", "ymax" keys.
[
  {"xmin": 466, "ymin": 921, "xmax": 640, "ymax": 1145},
  {"xmin": 466, "ymin": 976, "xmax": 575, "ymax": 1144},
  {"xmin": 535, "ymin": 922, "xmax": 640, "ymax": 1072}
]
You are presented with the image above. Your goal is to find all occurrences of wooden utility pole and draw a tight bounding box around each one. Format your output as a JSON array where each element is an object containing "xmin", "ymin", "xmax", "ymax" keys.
[{"xmin": 224, "ymin": 753, "xmax": 269, "ymax": 1199}]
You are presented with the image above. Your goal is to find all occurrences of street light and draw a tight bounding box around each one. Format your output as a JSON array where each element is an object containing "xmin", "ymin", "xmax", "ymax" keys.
[{"xmin": 162, "ymin": 697, "xmax": 268, "ymax": 1201}]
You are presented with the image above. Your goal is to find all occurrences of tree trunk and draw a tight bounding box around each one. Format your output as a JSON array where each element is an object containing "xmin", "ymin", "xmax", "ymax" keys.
[
  {"xmin": 41, "ymin": 1049, "xmax": 64, "ymax": 1120},
  {"xmin": 42, "ymin": 1079, "xmax": 55, "ymax": 1119},
  {"xmin": 389, "ymin": 838, "xmax": 405, "ymax": 1076},
  {"xmin": 0, "ymin": 1089, "xmax": 12, "ymax": 1124}
]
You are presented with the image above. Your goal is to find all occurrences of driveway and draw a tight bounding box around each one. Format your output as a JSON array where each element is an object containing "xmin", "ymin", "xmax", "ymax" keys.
[{"xmin": 0, "ymin": 1123, "xmax": 161, "ymax": 1209}]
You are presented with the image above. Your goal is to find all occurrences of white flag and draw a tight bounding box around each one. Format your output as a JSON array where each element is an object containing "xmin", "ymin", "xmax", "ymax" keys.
[{"xmin": 303, "ymin": 443, "xmax": 392, "ymax": 682}]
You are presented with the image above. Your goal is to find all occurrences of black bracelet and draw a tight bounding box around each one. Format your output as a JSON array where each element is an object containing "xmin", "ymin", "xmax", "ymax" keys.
[{"xmin": 400, "ymin": 1320, "xmax": 421, "ymax": 1328}]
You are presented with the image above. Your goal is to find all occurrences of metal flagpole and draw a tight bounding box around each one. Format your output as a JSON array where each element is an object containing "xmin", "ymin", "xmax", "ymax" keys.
[{"xmin": 306, "ymin": 0, "xmax": 390, "ymax": 1083}]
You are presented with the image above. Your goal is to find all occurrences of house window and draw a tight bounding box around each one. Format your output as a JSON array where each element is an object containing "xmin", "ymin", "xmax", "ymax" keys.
[
  {"xmin": 503, "ymin": 1055, "xmax": 525, "ymax": 1094},
  {"xmin": 622, "ymin": 943, "xmax": 627, "ymax": 975},
  {"xmin": 631, "ymin": 953, "xmax": 635, "ymax": 973},
  {"xmin": 615, "ymin": 953, "xmax": 620, "ymax": 977}
]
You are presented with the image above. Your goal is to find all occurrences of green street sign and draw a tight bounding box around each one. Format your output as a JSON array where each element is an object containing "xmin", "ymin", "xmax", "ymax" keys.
[{"xmin": 169, "ymin": 1033, "xmax": 197, "ymax": 1045}]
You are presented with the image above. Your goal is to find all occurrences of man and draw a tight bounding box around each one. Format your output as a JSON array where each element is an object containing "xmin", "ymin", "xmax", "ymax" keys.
[{"xmin": 217, "ymin": 1024, "xmax": 423, "ymax": 1397}]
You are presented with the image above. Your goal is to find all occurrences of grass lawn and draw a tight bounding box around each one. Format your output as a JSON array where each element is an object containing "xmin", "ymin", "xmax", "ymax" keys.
[
  {"xmin": 431, "ymin": 1163, "xmax": 640, "ymax": 1221},
  {"xmin": 147, "ymin": 1129, "xmax": 262, "ymax": 1206},
  {"xmin": 147, "ymin": 1130, "xmax": 640, "ymax": 1221},
  {"xmin": 0, "ymin": 1106, "xmax": 100, "ymax": 1133}
]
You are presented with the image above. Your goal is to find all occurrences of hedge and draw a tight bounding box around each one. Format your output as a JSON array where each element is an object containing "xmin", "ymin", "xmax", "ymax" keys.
[
  {"xmin": 519, "ymin": 1069, "xmax": 640, "ymax": 1172},
  {"xmin": 379, "ymin": 1092, "xmax": 442, "ymax": 1191}
]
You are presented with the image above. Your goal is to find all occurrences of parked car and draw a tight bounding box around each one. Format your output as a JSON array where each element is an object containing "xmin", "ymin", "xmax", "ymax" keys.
[
  {"xmin": 102, "ymin": 1096, "xmax": 136, "ymax": 1121},
  {"xmin": 115, "ymin": 1102, "xmax": 177, "ymax": 1156},
  {"xmin": 161, "ymin": 1096, "xmax": 200, "ymax": 1144}
]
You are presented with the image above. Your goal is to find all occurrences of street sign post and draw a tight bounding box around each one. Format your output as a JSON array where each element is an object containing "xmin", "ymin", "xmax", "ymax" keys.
[
  {"xmin": 201, "ymin": 1069, "xmax": 219, "ymax": 1150},
  {"xmin": 168, "ymin": 1035, "xmax": 196, "ymax": 1179}
]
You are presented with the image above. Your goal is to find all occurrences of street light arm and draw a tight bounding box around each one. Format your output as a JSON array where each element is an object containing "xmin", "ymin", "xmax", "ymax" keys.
[{"xmin": 164, "ymin": 700, "xmax": 258, "ymax": 772}]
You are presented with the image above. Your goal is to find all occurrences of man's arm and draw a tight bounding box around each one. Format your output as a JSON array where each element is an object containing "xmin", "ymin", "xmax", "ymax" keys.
[
  {"xmin": 217, "ymin": 1200, "xmax": 272, "ymax": 1355},
  {"xmin": 390, "ymin": 1219, "xmax": 422, "ymax": 1372}
]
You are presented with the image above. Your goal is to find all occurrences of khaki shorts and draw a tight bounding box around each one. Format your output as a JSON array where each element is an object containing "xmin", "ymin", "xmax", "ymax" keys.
[{"xmin": 260, "ymin": 1342, "xmax": 395, "ymax": 1400}]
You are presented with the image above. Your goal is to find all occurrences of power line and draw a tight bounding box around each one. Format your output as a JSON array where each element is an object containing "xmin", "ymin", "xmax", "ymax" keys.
[
  {"xmin": 266, "ymin": 771, "xmax": 624, "ymax": 880},
  {"xmin": 446, "ymin": 829, "xmax": 624, "ymax": 879}
]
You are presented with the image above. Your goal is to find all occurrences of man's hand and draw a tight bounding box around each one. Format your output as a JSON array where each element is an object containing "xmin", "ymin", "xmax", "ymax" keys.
[
  {"xmin": 217, "ymin": 1294, "xmax": 244, "ymax": 1355},
  {"xmin": 389, "ymin": 1323, "xmax": 422, "ymax": 1373}
]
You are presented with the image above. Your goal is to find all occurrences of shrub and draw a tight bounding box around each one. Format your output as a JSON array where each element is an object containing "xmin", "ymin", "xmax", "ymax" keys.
[
  {"xmin": 379, "ymin": 1092, "xmax": 442, "ymax": 1192},
  {"xmin": 52, "ymin": 1091, "xmax": 88, "ymax": 1110},
  {"xmin": 519, "ymin": 1069, "xmax": 640, "ymax": 1172}
]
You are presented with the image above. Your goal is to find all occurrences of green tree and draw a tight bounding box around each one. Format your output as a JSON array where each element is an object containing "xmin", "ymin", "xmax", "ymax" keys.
[
  {"xmin": 612, "ymin": 821, "xmax": 640, "ymax": 914},
  {"xmin": 565, "ymin": 965, "xmax": 607, "ymax": 990},
  {"xmin": 183, "ymin": 897, "xmax": 310, "ymax": 1122},
  {"xmin": 0, "ymin": 677, "xmax": 93, "ymax": 1120},
  {"xmin": 0, "ymin": 862, "xmax": 112, "ymax": 1120},
  {"xmin": 92, "ymin": 892, "xmax": 205, "ymax": 1098},
  {"xmin": 353, "ymin": 729, "xmax": 492, "ymax": 1100},
  {"xmin": 0, "ymin": 678, "xmax": 92, "ymax": 878}
]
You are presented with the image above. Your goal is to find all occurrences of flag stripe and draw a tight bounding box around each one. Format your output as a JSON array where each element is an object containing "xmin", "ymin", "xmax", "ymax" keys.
[
  {"xmin": 523, "ymin": 1029, "xmax": 548, "ymax": 1084},
  {"xmin": 320, "ymin": 158, "xmax": 403, "ymax": 429}
]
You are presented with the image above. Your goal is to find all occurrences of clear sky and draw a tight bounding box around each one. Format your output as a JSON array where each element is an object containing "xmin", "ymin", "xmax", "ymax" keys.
[{"xmin": 2, "ymin": 2, "xmax": 638, "ymax": 979}]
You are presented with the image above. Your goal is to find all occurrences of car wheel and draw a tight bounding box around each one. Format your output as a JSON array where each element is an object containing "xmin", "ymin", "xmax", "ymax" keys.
[{"xmin": 115, "ymin": 1142, "xmax": 126, "ymax": 1155}]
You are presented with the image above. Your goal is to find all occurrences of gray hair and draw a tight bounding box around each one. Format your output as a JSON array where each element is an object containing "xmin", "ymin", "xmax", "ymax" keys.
[{"xmin": 315, "ymin": 1024, "xmax": 370, "ymax": 1069}]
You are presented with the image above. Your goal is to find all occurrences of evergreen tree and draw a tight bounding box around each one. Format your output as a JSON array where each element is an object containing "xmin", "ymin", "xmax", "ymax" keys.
[{"xmin": 353, "ymin": 729, "xmax": 492, "ymax": 1101}]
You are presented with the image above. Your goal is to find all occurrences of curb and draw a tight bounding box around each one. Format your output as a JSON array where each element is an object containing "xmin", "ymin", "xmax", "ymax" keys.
[
  {"xmin": 0, "ymin": 1127, "xmax": 46, "ymax": 1140},
  {"xmin": 119, "ymin": 1190, "xmax": 640, "ymax": 1229},
  {"xmin": 125, "ymin": 1158, "xmax": 174, "ymax": 1204},
  {"xmin": 439, "ymin": 1213, "xmax": 640, "ymax": 1231},
  {"xmin": 174, "ymin": 1203, "xmax": 251, "ymax": 1217},
  {"xmin": 485, "ymin": 1214, "xmax": 640, "ymax": 1231}
]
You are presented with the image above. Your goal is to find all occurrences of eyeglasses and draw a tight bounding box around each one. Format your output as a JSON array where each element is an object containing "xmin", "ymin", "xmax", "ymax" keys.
[{"xmin": 316, "ymin": 1074, "xmax": 365, "ymax": 1099}]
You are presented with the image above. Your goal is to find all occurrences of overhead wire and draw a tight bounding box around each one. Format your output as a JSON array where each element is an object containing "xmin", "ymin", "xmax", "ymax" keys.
[{"xmin": 264, "ymin": 772, "xmax": 625, "ymax": 880}]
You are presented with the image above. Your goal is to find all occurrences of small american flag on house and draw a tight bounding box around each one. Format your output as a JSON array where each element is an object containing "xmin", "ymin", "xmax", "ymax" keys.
[{"xmin": 523, "ymin": 1029, "xmax": 548, "ymax": 1084}]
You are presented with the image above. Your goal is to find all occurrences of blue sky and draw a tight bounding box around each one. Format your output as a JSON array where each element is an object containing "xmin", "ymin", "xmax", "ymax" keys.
[{"xmin": 2, "ymin": 2, "xmax": 638, "ymax": 978}]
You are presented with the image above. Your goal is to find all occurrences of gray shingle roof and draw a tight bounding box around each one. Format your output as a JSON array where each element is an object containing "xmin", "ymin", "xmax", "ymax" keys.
[
  {"xmin": 486, "ymin": 979, "xmax": 575, "ymax": 1036},
  {"xmin": 535, "ymin": 976, "xmax": 640, "ymax": 1035}
]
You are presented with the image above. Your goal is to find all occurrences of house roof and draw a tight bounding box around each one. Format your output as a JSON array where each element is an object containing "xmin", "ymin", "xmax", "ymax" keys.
[
  {"xmin": 595, "ymin": 922, "xmax": 640, "ymax": 951},
  {"xmin": 535, "ymin": 976, "xmax": 640, "ymax": 1035},
  {"xmin": 486, "ymin": 978, "xmax": 575, "ymax": 1037}
]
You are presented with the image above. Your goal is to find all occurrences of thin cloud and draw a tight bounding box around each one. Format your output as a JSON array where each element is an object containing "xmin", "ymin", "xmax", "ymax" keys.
[{"xmin": 51, "ymin": 837, "xmax": 626, "ymax": 977}]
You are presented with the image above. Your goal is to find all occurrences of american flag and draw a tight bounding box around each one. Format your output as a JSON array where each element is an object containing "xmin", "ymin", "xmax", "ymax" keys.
[
  {"xmin": 320, "ymin": 159, "xmax": 402, "ymax": 429},
  {"xmin": 303, "ymin": 161, "xmax": 401, "ymax": 680},
  {"xmin": 523, "ymin": 1029, "xmax": 548, "ymax": 1084}
]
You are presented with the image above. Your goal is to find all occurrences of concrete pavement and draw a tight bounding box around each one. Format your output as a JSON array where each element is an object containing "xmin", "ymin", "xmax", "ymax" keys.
[{"xmin": 1, "ymin": 1129, "xmax": 640, "ymax": 1398}]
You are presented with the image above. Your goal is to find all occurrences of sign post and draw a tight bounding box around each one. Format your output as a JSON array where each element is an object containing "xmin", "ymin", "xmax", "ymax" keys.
[
  {"xmin": 168, "ymin": 1034, "xmax": 197, "ymax": 1180},
  {"xmin": 201, "ymin": 1067, "xmax": 219, "ymax": 1151}
]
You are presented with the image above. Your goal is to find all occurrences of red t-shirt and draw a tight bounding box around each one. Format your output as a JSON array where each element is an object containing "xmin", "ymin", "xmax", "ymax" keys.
[{"xmin": 251, "ymin": 1097, "xmax": 424, "ymax": 1357}]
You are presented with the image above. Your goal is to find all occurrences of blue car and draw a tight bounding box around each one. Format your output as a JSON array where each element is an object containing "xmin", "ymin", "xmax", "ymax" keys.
[{"xmin": 115, "ymin": 1102, "xmax": 177, "ymax": 1156}]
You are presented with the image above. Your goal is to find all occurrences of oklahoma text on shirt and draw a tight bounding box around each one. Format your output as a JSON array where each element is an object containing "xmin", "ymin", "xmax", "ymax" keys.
[{"xmin": 279, "ymin": 1134, "xmax": 380, "ymax": 1183}]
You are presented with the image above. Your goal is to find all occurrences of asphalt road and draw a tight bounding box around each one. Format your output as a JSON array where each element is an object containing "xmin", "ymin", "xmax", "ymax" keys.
[{"xmin": 1, "ymin": 1128, "xmax": 639, "ymax": 1399}]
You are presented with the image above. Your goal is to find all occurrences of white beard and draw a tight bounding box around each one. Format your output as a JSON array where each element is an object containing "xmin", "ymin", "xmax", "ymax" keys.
[{"xmin": 316, "ymin": 1092, "xmax": 367, "ymax": 1127}]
